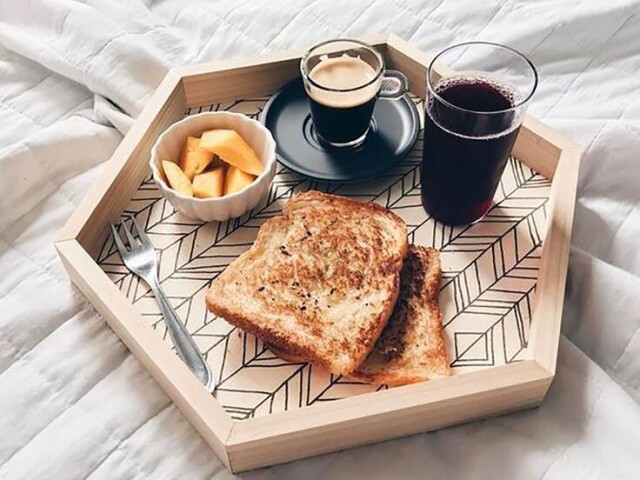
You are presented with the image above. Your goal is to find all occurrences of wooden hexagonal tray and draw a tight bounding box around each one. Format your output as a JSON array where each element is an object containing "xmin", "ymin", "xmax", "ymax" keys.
[{"xmin": 55, "ymin": 34, "xmax": 580, "ymax": 472}]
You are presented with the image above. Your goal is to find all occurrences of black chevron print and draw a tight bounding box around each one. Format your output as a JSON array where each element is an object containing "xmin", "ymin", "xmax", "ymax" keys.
[{"xmin": 96, "ymin": 95, "xmax": 552, "ymax": 420}]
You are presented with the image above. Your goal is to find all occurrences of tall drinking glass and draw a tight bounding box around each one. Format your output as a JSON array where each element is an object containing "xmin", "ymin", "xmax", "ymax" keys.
[{"xmin": 421, "ymin": 42, "xmax": 538, "ymax": 225}]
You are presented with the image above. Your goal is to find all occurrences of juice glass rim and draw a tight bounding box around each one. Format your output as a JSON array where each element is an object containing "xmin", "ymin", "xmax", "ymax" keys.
[
  {"xmin": 427, "ymin": 41, "xmax": 539, "ymax": 116},
  {"xmin": 300, "ymin": 38, "xmax": 386, "ymax": 93}
]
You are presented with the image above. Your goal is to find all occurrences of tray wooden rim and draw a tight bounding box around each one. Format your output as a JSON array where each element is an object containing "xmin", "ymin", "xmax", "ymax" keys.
[{"xmin": 55, "ymin": 33, "xmax": 581, "ymax": 472}]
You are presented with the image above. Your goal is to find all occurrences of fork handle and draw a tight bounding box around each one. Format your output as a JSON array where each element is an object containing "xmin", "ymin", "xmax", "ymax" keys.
[{"xmin": 149, "ymin": 279, "xmax": 216, "ymax": 393}]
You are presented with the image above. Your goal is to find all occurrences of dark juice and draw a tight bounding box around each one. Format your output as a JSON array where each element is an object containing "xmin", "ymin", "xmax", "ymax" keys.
[{"xmin": 421, "ymin": 76, "xmax": 522, "ymax": 225}]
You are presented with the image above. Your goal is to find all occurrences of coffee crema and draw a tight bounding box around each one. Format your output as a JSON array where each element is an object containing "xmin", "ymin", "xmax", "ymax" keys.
[{"xmin": 308, "ymin": 55, "xmax": 379, "ymax": 108}]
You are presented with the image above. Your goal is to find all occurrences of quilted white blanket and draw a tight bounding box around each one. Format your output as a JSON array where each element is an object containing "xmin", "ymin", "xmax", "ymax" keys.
[{"xmin": 1, "ymin": 1, "xmax": 639, "ymax": 478}]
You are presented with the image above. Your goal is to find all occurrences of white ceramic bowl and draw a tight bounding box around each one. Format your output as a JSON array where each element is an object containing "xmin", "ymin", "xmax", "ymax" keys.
[{"xmin": 150, "ymin": 112, "xmax": 277, "ymax": 222}]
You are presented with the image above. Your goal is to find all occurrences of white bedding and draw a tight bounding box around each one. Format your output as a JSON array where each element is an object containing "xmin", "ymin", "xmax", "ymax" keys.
[{"xmin": 1, "ymin": 1, "xmax": 639, "ymax": 478}]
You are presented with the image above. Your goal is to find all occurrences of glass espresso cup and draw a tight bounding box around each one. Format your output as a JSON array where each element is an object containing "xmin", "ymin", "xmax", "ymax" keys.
[
  {"xmin": 421, "ymin": 42, "xmax": 538, "ymax": 225},
  {"xmin": 301, "ymin": 39, "xmax": 408, "ymax": 148}
]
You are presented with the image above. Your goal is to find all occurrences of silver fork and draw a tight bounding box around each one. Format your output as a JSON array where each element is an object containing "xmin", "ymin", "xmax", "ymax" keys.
[{"xmin": 111, "ymin": 215, "xmax": 216, "ymax": 393}]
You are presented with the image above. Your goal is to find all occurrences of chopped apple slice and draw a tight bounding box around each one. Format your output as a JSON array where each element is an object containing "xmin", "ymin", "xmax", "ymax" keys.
[
  {"xmin": 200, "ymin": 129, "xmax": 264, "ymax": 176},
  {"xmin": 193, "ymin": 167, "xmax": 224, "ymax": 199},
  {"xmin": 224, "ymin": 166, "xmax": 255, "ymax": 195},
  {"xmin": 162, "ymin": 160, "xmax": 193, "ymax": 197},
  {"xmin": 178, "ymin": 136, "xmax": 214, "ymax": 180}
]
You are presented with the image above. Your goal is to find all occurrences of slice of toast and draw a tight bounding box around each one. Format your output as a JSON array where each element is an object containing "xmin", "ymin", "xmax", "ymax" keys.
[
  {"xmin": 266, "ymin": 246, "xmax": 451, "ymax": 385},
  {"xmin": 351, "ymin": 245, "xmax": 451, "ymax": 385},
  {"xmin": 205, "ymin": 190, "xmax": 409, "ymax": 375}
]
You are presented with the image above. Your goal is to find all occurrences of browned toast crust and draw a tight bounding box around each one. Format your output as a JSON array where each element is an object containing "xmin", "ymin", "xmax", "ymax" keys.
[
  {"xmin": 267, "ymin": 246, "xmax": 451, "ymax": 387},
  {"xmin": 210, "ymin": 277, "xmax": 400, "ymax": 374},
  {"xmin": 351, "ymin": 245, "xmax": 451, "ymax": 385},
  {"xmin": 205, "ymin": 190, "xmax": 408, "ymax": 374}
]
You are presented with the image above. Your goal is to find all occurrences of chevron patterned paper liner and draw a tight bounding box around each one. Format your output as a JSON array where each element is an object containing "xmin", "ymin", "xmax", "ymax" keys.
[{"xmin": 96, "ymin": 96, "xmax": 551, "ymax": 420}]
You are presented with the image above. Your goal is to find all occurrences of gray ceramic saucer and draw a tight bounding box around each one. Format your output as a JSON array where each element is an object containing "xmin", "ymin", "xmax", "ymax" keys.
[{"xmin": 260, "ymin": 79, "xmax": 420, "ymax": 182}]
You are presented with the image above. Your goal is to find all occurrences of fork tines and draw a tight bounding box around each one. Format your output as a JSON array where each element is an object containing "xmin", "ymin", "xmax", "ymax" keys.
[{"xmin": 110, "ymin": 215, "xmax": 150, "ymax": 253}]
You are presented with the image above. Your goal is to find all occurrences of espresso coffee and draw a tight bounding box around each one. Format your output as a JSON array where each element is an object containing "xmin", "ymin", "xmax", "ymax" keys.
[{"xmin": 307, "ymin": 56, "xmax": 379, "ymax": 146}]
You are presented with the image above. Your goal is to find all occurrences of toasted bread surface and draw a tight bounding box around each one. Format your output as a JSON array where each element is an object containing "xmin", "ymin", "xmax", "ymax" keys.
[
  {"xmin": 205, "ymin": 191, "xmax": 408, "ymax": 374},
  {"xmin": 267, "ymin": 246, "xmax": 451, "ymax": 385},
  {"xmin": 350, "ymin": 245, "xmax": 451, "ymax": 385}
]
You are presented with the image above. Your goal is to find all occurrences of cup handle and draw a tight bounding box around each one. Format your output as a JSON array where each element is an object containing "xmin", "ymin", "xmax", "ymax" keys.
[{"xmin": 379, "ymin": 70, "xmax": 408, "ymax": 99}]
